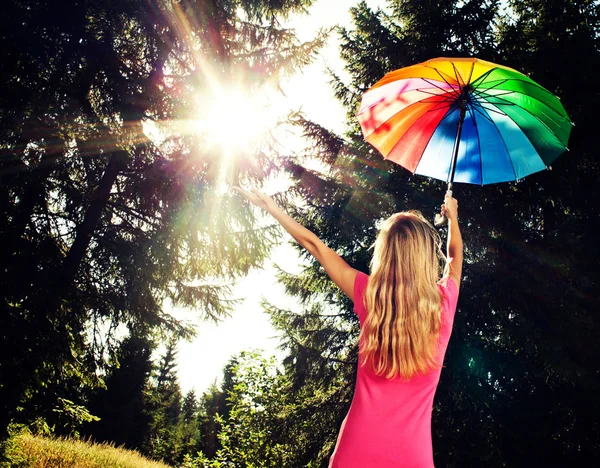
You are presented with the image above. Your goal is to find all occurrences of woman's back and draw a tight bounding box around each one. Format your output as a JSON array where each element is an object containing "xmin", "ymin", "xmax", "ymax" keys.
[
  {"xmin": 329, "ymin": 272, "xmax": 459, "ymax": 468},
  {"xmin": 235, "ymin": 188, "xmax": 462, "ymax": 468}
]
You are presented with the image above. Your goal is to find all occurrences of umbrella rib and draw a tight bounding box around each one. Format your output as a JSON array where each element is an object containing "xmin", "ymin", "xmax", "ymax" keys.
[
  {"xmin": 475, "ymin": 92, "xmax": 519, "ymax": 110},
  {"xmin": 475, "ymin": 102, "xmax": 510, "ymax": 117},
  {"xmin": 471, "ymin": 79, "xmax": 509, "ymax": 98},
  {"xmin": 451, "ymin": 62, "xmax": 464, "ymax": 87},
  {"xmin": 476, "ymin": 90, "xmax": 515, "ymax": 99},
  {"xmin": 429, "ymin": 67, "xmax": 461, "ymax": 99},
  {"xmin": 494, "ymin": 81, "xmax": 573, "ymax": 122},
  {"xmin": 417, "ymin": 88, "xmax": 450, "ymax": 97},
  {"xmin": 477, "ymin": 77, "xmax": 570, "ymax": 119},
  {"xmin": 426, "ymin": 101, "xmax": 455, "ymax": 113},
  {"xmin": 467, "ymin": 100, "xmax": 518, "ymax": 184},
  {"xmin": 470, "ymin": 68, "xmax": 496, "ymax": 87},
  {"xmin": 508, "ymin": 104, "xmax": 569, "ymax": 149},
  {"xmin": 466, "ymin": 61, "xmax": 475, "ymax": 85},
  {"xmin": 478, "ymin": 88, "xmax": 572, "ymax": 127},
  {"xmin": 502, "ymin": 77, "xmax": 567, "ymax": 107},
  {"xmin": 469, "ymin": 102, "xmax": 497, "ymax": 123},
  {"xmin": 476, "ymin": 92, "xmax": 519, "ymax": 109},
  {"xmin": 420, "ymin": 98, "xmax": 456, "ymax": 108},
  {"xmin": 421, "ymin": 77, "xmax": 457, "ymax": 94}
]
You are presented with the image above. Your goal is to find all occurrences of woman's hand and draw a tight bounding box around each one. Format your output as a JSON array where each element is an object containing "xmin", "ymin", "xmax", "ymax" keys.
[
  {"xmin": 234, "ymin": 186, "xmax": 274, "ymax": 212},
  {"xmin": 441, "ymin": 192, "xmax": 458, "ymax": 220}
]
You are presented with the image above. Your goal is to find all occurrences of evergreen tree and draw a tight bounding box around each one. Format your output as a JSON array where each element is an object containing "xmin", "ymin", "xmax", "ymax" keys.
[
  {"xmin": 258, "ymin": 0, "xmax": 599, "ymax": 466},
  {"xmin": 0, "ymin": 0, "xmax": 322, "ymax": 439},
  {"xmin": 196, "ymin": 358, "xmax": 237, "ymax": 458},
  {"xmin": 144, "ymin": 338, "xmax": 183, "ymax": 464},
  {"xmin": 192, "ymin": 351, "xmax": 296, "ymax": 467},
  {"xmin": 196, "ymin": 384, "xmax": 225, "ymax": 459},
  {"xmin": 83, "ymin": 335, "xmax": 154, "ymax": 449},
  {"xmin": 178, "ymin": 389, "xmax": 201, "ymax": 463}
]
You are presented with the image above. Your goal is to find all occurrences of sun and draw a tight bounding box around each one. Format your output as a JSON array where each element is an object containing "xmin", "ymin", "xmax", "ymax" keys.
[
  {"xmin": 142, "ymin": 82, "xmax": 283, "ymax": 193},
  {"xmin": 193, "ymin": 86, "xmax": 274, "ymax": 156}
]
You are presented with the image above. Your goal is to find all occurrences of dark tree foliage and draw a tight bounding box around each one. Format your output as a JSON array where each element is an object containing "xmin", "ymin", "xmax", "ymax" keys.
[
  {"xmin": 86, "ymin": 336, "xmax": 208, "ymax": 464},
  {"xmin": 0, "ymin": 0, "xmax": 321, "ymax": 442},
  {"xmin": 249, "ymin": 1, "xmax": 599, "ymax": 466},
  {"xmin": 83, "ymin": 335, "xmax": 154, "ymax": 449},
  {"xmin": 144, "ymin": 338, "xmax": 183, "ymax": 464}
]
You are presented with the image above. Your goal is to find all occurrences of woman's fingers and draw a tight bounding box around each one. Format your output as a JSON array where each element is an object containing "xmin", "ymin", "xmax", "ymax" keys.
[
  {"xmin": 234, "ymin": 186, "xmax": 259, "ymax": 204},
  {"xmin": 234, "ymin": 186, "xmax": 272, "ymax": 211}
]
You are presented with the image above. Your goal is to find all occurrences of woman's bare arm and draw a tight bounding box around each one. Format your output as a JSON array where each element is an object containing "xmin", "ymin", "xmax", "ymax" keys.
[
  {"xmin": 235, "ymin": 187, "xmax": 359, "ymax": 300},
  {"xmin": 442, "ymin": 192, "xmax": 463, "ymax": 290}
]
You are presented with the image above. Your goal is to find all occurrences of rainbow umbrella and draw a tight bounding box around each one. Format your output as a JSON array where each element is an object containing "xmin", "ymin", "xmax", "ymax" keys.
[{"xmin": 357, "ymin": 57, "xmax": 572, "ymax": 224}]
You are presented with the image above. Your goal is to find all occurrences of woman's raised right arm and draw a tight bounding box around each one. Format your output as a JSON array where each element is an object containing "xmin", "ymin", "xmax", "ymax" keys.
[{"xmin": 234, "ymin": 187, "xmax": 359, "ymax": 300}]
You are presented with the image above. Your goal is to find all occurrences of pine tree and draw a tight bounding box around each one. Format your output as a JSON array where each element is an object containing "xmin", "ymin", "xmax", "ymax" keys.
[
  {"xmin": 177, "ymin": 389, "xmax": 201, "ymax": 462},
  {"xmin": 0, "ymin": 0, "xmax": 322, "ymax": 439},
  {"xmin": 193, "ymin": 352, "xmax": 296, "ymax": 467},
  {"xmin": 144, "ymin": 338, "xmax": 183, "ymax": 464},
  {"xmin": 196, "ymin": 358, "xmax": 237, "ymax": 458},
  {"xmin": 83, "ymin": 335, "xmax": 154, "ymax": 449},
  {"xmin": 260, "ymin": 0, "xmax": 599, "ymax": 466}
]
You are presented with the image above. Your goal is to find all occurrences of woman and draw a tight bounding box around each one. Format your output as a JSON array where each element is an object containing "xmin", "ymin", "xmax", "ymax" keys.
[{"xmin": 235, "ymin": 187, "xmax": 462, "ymax": 467}]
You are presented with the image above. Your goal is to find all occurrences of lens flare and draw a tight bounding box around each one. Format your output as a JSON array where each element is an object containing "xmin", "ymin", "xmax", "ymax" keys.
[{"xmin": 193, "ymin": 87, "xmax": 272, "ymax": 157}]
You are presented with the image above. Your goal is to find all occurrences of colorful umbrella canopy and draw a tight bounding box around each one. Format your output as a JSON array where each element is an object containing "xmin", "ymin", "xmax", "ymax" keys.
[{"xmin": 357, "ymin": 57, "xmax": 573, "ymax": 186}]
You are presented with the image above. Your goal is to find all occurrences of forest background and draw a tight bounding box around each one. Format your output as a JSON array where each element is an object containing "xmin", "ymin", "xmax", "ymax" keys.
[{"xmin": 1, "ymin": 0, "xmax": 599, "ymax": 467}]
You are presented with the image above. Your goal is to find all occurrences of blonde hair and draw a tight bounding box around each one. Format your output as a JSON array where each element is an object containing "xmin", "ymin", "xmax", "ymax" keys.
[{"xmin": 361, "ymin": 211, "xmax": 446, "ymax": 379}]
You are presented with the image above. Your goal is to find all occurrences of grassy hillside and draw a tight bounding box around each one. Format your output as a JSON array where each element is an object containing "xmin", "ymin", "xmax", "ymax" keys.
[{"xmin": 3, "ymin": 433, "xmax": 172, "ymax": 468}]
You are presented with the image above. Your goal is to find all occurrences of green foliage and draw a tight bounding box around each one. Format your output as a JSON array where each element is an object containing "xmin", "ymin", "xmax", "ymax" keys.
[
  {"xmin": 215, "ymin": 352, "xmax": 291, "ymax": 466},
  {"xmin": 51, "ymin": 399, "xmax": 100, "ymax": 439},
  {"xmin": 196, "ymin": 380, "xmax": 230, "ymax": 459},
  {"xmin": 82, "ymin": 335, "xmax": 154, "ymax": 450},
  {"xmin": 178, "ymin": 389, "xmax": 201, "ymax": 458},
  {"xmin": 188, "ymin": 351, "xmax": 291, "ymax": 467},
  {"xmin": 0, "ymin": 0, "xmax": 321, "ymax": 441},
  {"xmin": 229, "ymin": 0, "xmax": 600, "ymax": 466},
  {"xmin": 187, "ymin": 349, "xmax": 353, "ymax": 467},
  {"xmin": 144, "ymin": 338, "xmax": 184, "ymax": 464}
]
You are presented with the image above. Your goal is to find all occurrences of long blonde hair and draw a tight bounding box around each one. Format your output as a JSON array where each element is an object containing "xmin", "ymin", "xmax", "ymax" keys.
[{"xmin": 361, "ymin": 211, "xmax": 446, "ymax": 379}]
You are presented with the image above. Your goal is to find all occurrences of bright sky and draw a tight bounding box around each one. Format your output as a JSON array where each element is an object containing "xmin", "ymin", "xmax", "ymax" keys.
[{"xmin": 175, "ymin": 0, "xmax": 386, "ymax": 396}]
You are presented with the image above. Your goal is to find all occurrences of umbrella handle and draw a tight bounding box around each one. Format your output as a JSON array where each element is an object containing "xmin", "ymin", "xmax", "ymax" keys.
[{"xmin": 434, "ymin": 189, "xmax": 453, "ymax": 228}]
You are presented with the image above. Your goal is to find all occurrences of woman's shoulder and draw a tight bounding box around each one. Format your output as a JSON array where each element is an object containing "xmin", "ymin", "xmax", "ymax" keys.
[{"xmin": 356, "ymin": 270, "xmax": 369, "ymax": 284}]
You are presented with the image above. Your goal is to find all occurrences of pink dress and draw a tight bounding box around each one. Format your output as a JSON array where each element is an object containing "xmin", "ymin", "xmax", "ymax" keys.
[{"xmin": 329, "ymin": 272, "xmax": 459, "ymax": 468}]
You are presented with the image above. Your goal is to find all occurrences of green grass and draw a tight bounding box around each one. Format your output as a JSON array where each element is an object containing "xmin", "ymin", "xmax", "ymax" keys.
[{"xmin": 3, "ymin": 433, "xmax": 172, "ymax": 468}]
